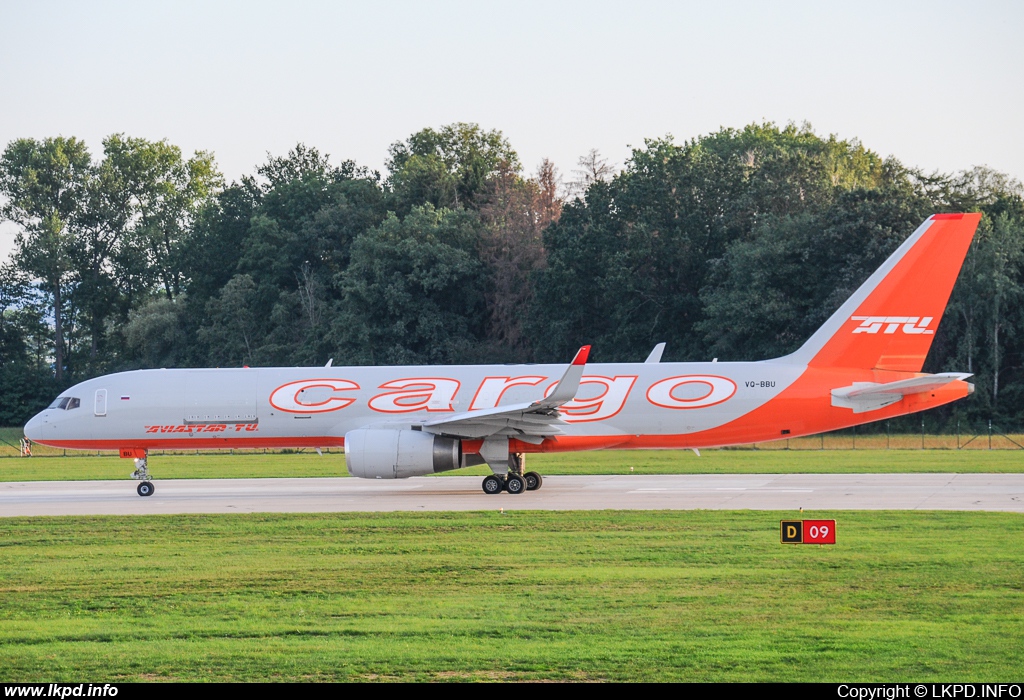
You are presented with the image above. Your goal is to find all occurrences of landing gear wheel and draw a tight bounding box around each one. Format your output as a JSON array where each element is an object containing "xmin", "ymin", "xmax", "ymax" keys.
[
  {"xmin": 137, "ymin": 481, "xmax": 155, "ymax": 497},
  {"xmin": 524, "ymin": 471, "xmax": 543, "ymax": 491},
  {"xmin": 505, "ymin": 474, "xmax": 526, "ymax": 494},
  {"xmin": 482, "ymin": 475, "xmax": 503, "ymax": 494}
]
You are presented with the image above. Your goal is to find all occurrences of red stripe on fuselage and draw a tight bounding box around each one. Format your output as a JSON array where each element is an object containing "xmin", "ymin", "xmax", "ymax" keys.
[{"xmin": 37, "ymin": 436, "xmax": 346, "ymax": 451}]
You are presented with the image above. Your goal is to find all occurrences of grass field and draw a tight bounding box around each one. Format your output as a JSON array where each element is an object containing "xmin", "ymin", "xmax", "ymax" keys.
[
  {"xmin": 4, "ymin": 424, "xmax": 1024, "ymax": 483},
  {"xmin": 1, "ymin": 448, "xmax": 1023, "ymax": 482},
  {"xmin": 6, "ymin": 425, "xmax": 1024, "ymax": 458},
  {"xmin": 0, "ymin": 510, "xmax": 1021, "ymax": 681},
  {"xmin": 3, "ymin": 421, "xmax": 1021, "ymax": 682}
]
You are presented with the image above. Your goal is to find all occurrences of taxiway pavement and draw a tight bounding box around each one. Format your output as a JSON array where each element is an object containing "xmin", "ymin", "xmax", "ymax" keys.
[{"xmin": 1, "ymin": 473, "xmax": 1023, "ymax": 516}]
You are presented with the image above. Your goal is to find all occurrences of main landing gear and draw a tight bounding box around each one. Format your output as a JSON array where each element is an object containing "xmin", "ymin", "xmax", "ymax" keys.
[
  {"xmin": 131, "ymin": 456, "xmax": 155, "ymax": 497},
  {"xmin": 480, "ymin": 453, "xmax": 543, "ymax": 495}
]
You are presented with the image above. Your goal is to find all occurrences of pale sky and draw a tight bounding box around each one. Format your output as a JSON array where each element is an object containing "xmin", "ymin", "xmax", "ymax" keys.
[{"xmin": 2, "ymin": 0, "xmax": 1022, "ymax": 260}]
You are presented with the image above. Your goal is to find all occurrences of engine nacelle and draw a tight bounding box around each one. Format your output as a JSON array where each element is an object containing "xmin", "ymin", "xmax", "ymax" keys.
[{"xmin": 344, "ymin": 428, "xmax": 461, "ymax": 479}]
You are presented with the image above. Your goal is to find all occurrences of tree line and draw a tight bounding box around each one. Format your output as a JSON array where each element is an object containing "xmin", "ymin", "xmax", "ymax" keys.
[{"xmin": 2, "ymin": 122, "xmax": 1023, "ymax": 430}]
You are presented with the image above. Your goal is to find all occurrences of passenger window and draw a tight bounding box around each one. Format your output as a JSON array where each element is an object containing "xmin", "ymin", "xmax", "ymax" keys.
[{"xmin": 67, "ymin": 398, "xmax": 80, "ymax": 410}]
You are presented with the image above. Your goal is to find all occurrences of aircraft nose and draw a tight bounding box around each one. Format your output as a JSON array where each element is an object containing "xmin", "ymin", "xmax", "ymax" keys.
[{"xmin": 24, "ymin": 412, "xmax": 45, "ymax": 442}]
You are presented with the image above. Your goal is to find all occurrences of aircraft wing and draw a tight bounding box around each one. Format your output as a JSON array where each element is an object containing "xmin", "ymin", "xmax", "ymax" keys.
[
  {"xmin": 420, "ymin": 346, "xmax": 590, "ymax": 443},
  {"xmin": 831, "ymin": 372, "xmax": 973, "ymax": 413}
]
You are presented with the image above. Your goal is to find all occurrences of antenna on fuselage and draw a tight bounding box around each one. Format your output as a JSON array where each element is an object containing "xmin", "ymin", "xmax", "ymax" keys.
[{"xmin": 645, "ymin": 343, "xmax": 666, "ymax": 363}]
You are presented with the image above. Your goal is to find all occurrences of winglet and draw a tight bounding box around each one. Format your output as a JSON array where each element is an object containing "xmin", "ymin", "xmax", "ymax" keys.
[
  {"xmin": 572, "ymin": 345, "xmax": 591, "ymax": 365},
  {"xmin": 540, "ymin": 345, "xmax": 590, "ymax": 408}
]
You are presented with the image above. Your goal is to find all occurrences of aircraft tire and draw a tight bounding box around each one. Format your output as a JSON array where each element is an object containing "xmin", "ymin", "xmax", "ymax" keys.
[
  {"xmin": 524, "ymin": 472, "xmax": 543, "ymax": 491},
  {"xmin": 482, "ymin": 475, "xmax": 503, "ymax": 495},
  {"xmin": 137, "ymin": 481, "xmax": 155, "ymax": 497},
  {"xmin": 505, "ymin": 475, "xmax": 526, "ymax": 495}
]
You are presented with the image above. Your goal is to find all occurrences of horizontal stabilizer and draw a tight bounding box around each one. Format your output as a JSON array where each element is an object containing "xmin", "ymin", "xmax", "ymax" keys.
[{"xmin": 831, "ymin": 373, "xmax": 972, "ymax": 413}]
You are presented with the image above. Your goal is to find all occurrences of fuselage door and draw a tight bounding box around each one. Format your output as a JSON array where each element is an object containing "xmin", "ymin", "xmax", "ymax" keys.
[{"xmin": 94, "ymin": 389, "xmax": 107, "ymax": 417}]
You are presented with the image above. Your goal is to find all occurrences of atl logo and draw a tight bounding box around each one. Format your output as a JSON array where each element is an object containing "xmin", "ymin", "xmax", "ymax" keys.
[{"xmin": 850, "ymin": 316, "xmax": 934, "ymax": 335}]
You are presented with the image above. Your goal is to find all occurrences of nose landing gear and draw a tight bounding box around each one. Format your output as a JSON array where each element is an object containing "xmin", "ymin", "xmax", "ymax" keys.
[{"xmin": 131, "ymin": 456, "xmax": 155, "ymax": 497}]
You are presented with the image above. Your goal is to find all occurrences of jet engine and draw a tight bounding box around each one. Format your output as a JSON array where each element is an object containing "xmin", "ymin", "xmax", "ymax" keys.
[{"xmin": 344, "ymin": 428, "xmax": 461, "ymax": 479}]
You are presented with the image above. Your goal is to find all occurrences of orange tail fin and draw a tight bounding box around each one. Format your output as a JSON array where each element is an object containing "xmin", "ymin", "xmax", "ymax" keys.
[{"xmin": 783, "ymin": 213, "xmax": 981, "ymax": 371}]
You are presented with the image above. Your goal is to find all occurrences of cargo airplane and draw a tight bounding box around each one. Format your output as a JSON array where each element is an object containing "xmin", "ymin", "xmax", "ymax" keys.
[{"xmin": 24, "ymin": 213, "xmax": 981, "ymax": 497}]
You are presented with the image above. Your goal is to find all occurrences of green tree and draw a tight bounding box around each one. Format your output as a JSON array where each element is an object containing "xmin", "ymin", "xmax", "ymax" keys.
[
  {"xmin": 105, "ymin": 135, "xmax": 221, "ymax": 303},
  {"xmin": 185, "ymin": 145, "xmax": 385, "ymax": 367},
  {"xmin": 0, "ymin": 137, "xmax": 92, "ymax": 381},
  {"xmin": 180, "ymin": 183, "xmax": 260, "ymax": 307},
  {"xmin": 336, "ymin": 205, "xmax": 486, "ymax": 364},
  {"xmin": 197, "ymin": 274, "xmax": 261, "ymax": 367},
  {"xmin": 529, "ymin": 124, "xmax": 894, "ymax": 363},
  {"xmin": 387, "ymin": 123, "xmax": 519, "ymax": 213},
  {"xmin": 70, "ymin": 136, "xmax": 219, "ymax": 369},
  {"xmin": 119, "ymin": 295, "xmax": 189, "ymax": 369},
  {"xmin": 1, "ymin": 135, "xmax": 221, "ymax": 379},
  {"xmin": 942, "ymin": 212, "xmax": 1024, "ymax": 424},
  {"xmin": 698, "ymin": 169, "xmax": 933, "ymax": 360},
  {"xmin": 530, "ymin": 135, "xmax": 745, "ymax": 362},
  {"xmin": 0, "ymin": 263, "xmax": 58, "ymax": 425},
  {"xmin": 238, "ymin": 147, "xmax": 385, "ymax": 364}
]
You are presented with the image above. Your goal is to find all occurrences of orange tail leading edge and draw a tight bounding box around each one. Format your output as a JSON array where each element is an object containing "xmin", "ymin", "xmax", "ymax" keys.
[{"xmin": 785, "ymin": 213, "xmax": 981, "ymax": 372}]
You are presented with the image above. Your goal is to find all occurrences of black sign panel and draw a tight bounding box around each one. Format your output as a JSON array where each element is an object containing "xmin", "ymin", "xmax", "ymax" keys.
[{"xmin": 780, "ymin": 520, "xmax": 803, "ymax": 543}]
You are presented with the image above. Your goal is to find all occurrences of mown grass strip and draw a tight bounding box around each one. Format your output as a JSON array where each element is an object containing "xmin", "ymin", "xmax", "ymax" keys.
[
  {"xmin": 0, "ymin": 510, "xmax": 1021, "ymax": 681},
  {"xmin": 8, "ymin": 426, "xmax": 1024, "ymax": 454},
  {"xmin": 1, "ymin": 448, "xmax": 1024, "ymax": 482}
]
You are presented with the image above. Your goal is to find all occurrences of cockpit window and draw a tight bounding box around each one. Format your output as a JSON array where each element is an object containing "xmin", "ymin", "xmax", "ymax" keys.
[
  {"xmin": 67, "ymin": 398, "xmax": 80, "ymax": 410},
  {"xmin": 47, "ymin": 397, "xmax": 80, "ymax": 410}
]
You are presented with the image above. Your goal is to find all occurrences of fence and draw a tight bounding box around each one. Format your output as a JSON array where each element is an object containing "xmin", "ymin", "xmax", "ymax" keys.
[{"xmin": 746, "ymin": 425, "xmax": 1024, "ymax": 451}]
